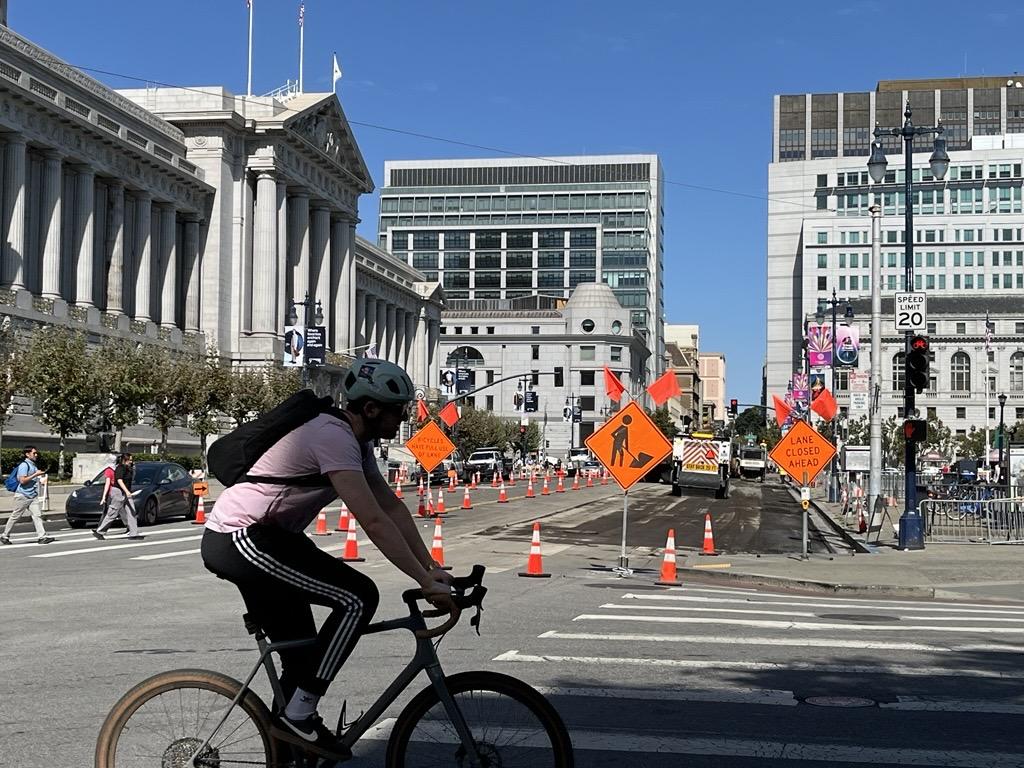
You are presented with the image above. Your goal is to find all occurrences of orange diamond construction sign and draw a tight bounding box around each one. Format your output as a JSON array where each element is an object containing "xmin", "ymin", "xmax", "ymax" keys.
[
  {"xmin": 405, "ymin": 420, "xmax": 456, "ymax": 474},
  {"xmin": 768, "ymin": 419, "xmax": 836, "ymax": 486},
  {"xmin": 585, "ymin": 401, "xmax": 673, "ymax": 490}
]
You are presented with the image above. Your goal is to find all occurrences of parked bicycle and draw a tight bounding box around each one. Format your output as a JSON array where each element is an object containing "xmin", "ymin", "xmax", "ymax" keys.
[{"xmin": 95, "ymin": 565, "xmax": 574, "ymax": 767}]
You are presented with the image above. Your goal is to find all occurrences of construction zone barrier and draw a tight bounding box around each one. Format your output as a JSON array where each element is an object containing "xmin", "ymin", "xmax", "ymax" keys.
[
  {"xmin": 571, "ymin": 473, "xmax": 581, "ymax": 491},
  {"xmin": 700, "ymin": 513, "xmax": 718, "ymax": 556},
  {"xmin": 517, "ymin": 522, "xmax": 551, "ymax": 578},
  {"xmin": 435, "ymin": 488, "xmax": 446, "ymax": 515},
  {"xmin": 555, "ymin": 474, "xmax": 565, "ymax": 493},
  {"xmin": 430, "ymin": 517, "xmax": 451, "ymax": 570},
  {"xmin": 498, "ymin": 480, "xmax": 508, "ymax": 503},
  {"xmin": 526, "ymin": 475, "xmax": 536, "ymax": 498},
  {"xmin": 341, "ymin": 514, "xmax": 365, "ymax": 562},
  {"xmin": 541, "ymin": 475, "xmax": 551, "ymax": 496},
  {"xmin": 656, "ymin": 528, "xmax": 682, "ymax": 586},
  {"xmin": 394, "ymin": 479, "xmax": 404, "ymax": 499},
  {"xmin": 192, "ymin": 495, "xmax": 207, "ymax": 525}
]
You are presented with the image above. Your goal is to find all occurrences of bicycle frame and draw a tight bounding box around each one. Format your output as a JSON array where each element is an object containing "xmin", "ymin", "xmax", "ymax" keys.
[{"xmin": 187, "ymin": 610, "xmax": 484, "ymax": 767}]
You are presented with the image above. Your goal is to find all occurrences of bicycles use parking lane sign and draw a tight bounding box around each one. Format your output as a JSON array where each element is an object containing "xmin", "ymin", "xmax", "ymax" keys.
[{"xmin": 895, "ymin": 292, "xmax": 927, "ymax": 332}]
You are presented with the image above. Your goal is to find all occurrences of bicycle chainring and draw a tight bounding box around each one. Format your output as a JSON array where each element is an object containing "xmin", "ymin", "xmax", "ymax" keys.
[{"xmin": 162, "ymin": 737, "xmax": 220, "ymax": 768}]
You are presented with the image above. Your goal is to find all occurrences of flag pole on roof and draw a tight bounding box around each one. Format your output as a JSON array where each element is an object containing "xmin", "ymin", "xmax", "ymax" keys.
[
  {"xmin": 246, "ymin": 0, "xmax": 254, "ymax": 96},
  {"xmin": 297, "ymin": 2, "xmax": 305, "ymax": 93}
]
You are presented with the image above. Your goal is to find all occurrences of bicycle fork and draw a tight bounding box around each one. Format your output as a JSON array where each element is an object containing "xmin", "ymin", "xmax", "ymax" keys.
[{"xmin": 424, "ymin": 661, "xmax": 485, "ymax": 767}]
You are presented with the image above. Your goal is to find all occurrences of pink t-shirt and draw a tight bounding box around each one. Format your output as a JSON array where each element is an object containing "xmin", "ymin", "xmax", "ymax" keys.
[{"xmin": 205, "ymin": 413, "xmax": 378, "ymax": 533}]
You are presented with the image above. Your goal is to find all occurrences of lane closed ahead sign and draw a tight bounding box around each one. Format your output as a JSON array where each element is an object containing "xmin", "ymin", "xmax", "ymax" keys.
[{"xmin": 768, "ymin": 420, "xmax": 836, "ymax": 486}]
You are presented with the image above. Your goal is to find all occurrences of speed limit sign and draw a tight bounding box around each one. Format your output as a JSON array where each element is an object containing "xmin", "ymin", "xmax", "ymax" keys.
[{"xmin": 895, "ymin": 292, "xmax": 927, "ymax": 331}]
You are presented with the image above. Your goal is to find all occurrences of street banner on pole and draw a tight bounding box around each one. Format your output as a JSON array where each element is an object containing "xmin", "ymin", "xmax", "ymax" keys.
[
  {"xmin": 283, "ymin": 325, "xmax": 305, "ymax": 367},
  {"xmin": 305, "ymin": 325, "xmax": 326, "ymax": 366},
  {"xmin": 807, "ymin": 323, "xmax": 833, "ymax": 367},
  {"xmin": 836, "ymin": 324, "xmax": 861, "ymax": 367}
]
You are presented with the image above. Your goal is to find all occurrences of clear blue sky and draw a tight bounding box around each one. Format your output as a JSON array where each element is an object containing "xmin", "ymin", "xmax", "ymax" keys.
[{"xmin": 15, "ymin": 0, "xmax": 1024, "ymax": 404}]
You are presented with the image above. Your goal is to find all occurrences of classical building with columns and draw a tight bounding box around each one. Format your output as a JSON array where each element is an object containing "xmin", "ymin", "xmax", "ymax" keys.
[{"xmin": 0, "ymin": 21, "xmax": 442, "ymax": 451}]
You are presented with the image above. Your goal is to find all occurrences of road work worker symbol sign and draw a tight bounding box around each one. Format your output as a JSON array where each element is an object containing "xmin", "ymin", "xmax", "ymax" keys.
[
  {"xmin": 406, "ymin": 420, "xmax": 456, "ymax": 474},
  {"xmin": 768, "ymin": 419, "xmax": 836, "ymax": 485},
  {"xmin": 585, "ymin": 401, "xmax": 673, "ymax": 490}
]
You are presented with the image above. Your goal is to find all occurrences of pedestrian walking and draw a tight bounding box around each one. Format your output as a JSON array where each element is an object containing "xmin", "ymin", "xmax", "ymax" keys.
[
  {"xmin": 93, "ymin": 453, "xmax": 143, "ymax": 540},
  {"xmin": 1, "ymin": 446, "xmax": 55, "ymax": 545}
]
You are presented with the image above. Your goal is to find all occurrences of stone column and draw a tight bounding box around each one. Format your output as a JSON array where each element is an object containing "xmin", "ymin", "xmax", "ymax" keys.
[
  {"xmin": 427, "ymin": 318, "xmax": 440, "ymax": 389},
  {"xmin": 289, "ymin": 191, "xmax": 310, "ymax": 305},
  {"xmin": 159, "ymin": 204, "xmax": 177, "ymax": 327},
  {"xmin": 385, "ymin": 303, "xmax": 397, "ymax": 363},
  {"xmin": 411, "ymin": 309, "xmax": 426, "ymax": 387},
  {"xmin": 73, "ymin": 166, "xmax": 96, "ymax": 307},
  {"xmin": 405, "ymin": 310, "xmax": 417, "ymax": 377},
  {"xmin": 364, "ymin": 294, "xmax": 377, "ymax": 354},
  {"xmin": 252, "ymin": 172, "xmax": 277, "ymax": 334},
  {"xmin": 310, "ymin": 204, "xmax": 331, "ymax": 336},
  {"xmin": 184, "ymin": 217, "xmax": 201, "ymax": 332},
  {"xmin": 276, "ymin": 181, "xmax": 288, "ymax": 332},
  {"xmin": 3, "ymin": 135, "xmax": 26, "ymax": 290},
  {"xmin": 347, "ymin": 222, "xmax": 358, "ymax": 353},
  {"xmin": 376, "ymin": 298, "xmax": 388, "ymax": 360},
  {"xmin": 134, "ymin": 191, "xmax": 152, "ymax": 322},
  {"xmin": 330, "ymin": 218, "xmax": 352, "ymax": 353},
  {"xmin": 394, "ymin": 308, "xmax": 406, "ymax": 367},
  {"xmin": 105, "ymin": 181, "xmax": 125, "ymax": 314},
  {"xmin": 40, "ymin": 150, "xmax": 63, "ymax": 299}
]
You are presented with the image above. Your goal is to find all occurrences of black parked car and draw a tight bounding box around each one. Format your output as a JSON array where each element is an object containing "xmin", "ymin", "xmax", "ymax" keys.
[{"xmin": 65, "ymin": 461, "xmax": 198, "ymax": 528}]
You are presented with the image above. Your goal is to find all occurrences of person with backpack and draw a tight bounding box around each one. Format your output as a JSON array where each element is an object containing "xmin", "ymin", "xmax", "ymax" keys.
[
  {"xmin": 1, "ymin": 445, "xmax": 55, "ymax": 545},
  {"xmin": 200, "ymin": 358, "xmax": 454, "ymax": 764},
  {"xmin": 92, "ymin": 453, "xmax": 142, "ymax": 540}
]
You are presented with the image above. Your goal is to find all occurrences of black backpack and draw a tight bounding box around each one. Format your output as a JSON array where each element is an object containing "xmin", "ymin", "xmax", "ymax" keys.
[{"xmin": 208, "ymin": 389, "xmax": 349, "ymax": 487}]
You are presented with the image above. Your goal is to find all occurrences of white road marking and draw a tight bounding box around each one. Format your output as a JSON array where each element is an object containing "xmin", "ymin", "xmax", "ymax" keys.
[
  {"xmin": 361, "ymin": 714, "xmax": 1024, "ymax": 766},
  {"xmin": 537, "ymin": 630, "xmax": 1024, "ymax": 654},
  {"xmin": 493, "ymin": 649, "xmax": 1024, "ymax": 678},
  {"xmin": 131, "ymin": 548, "xmax": 202, "ymax": 561},
  {"xmin": 30, "ymin": 535, "xmax": 203, "ymax": 558},
  {"xmin": 574, "ymin": 612, "xmax": 1024, "ymax": 634},
  {"xmin": 533, "ymin": 685, "xmax": 797, "ymax": 706},
  {"xmin": 602, "ymin": 601, "xmax": 1024, "ymax": 623},
  {"xmin": 1, "ymin": 526, "xmax": 199, "ymax": 550},
  {"xmin": 886, "ymin": 698, "xmax": 1024, "ymax": 716},
  {"xmin": 670, "ymin": 585, "xmax": 1024, "ymax": 610},
  {"xmin": 642, "ymin": 592, "xmax": 1024, "ymax": 616}
]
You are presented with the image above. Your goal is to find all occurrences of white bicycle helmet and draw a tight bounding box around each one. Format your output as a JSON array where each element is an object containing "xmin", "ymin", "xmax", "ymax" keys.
[{"xmin": 342, "ymin": 358, "xmax": 415, "ymax": 404}]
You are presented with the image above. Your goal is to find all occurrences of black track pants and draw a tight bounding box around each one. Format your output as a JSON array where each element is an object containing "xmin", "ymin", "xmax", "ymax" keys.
[{"xmin": 202, "ymin": 526, "xmax": 379, "ymax": 697}]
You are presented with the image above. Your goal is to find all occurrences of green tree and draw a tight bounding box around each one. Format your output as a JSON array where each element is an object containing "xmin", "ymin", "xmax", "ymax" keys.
[
  {"xmin": 954, "ymin": 425, "xmax": 986, "ymax": 460},
  {"xmin": 647, "ymin": 406, "xmax": 679, "ymax": 441},
  {"xmin": 263, "ymin": 364, "xmax": 302, "ymax": 413},
  {"xmin": 225, "ymin": 367, "xmax": 269, "ymax": 427},
  {"xmin": 21, "ymin": 326, "xmax": 100, "ymax": 477},
  {"xmin": 449, "ymin": 408, "xmax": 511, "ymax": 459},
  {"xmin": 732, "ymin": 407, "xmax": 766, "ymax": 443},
  {"xmin": 99, "ymin": 340, "xmax": 155, "ymax": 451},
  {"xmin": 181, "ymin": 347, "xmax": 231, "ymax": 472},
  {"xmin": 149, "ymin": 348, "xmax": 192, "ymax": 456},
  {"xmin": 846, "ymin": 415, "xmax": 869, "ymax": 445}
]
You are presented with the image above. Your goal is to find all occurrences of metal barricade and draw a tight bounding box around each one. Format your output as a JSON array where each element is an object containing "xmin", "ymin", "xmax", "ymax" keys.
[{"xmin": 921, "ymin": 493, "xmax": 1024, "ymax": 544}]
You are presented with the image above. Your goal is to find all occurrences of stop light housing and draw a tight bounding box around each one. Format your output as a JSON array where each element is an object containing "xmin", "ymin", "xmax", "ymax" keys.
[
  {"xmin": 907, "ymin": 335, "xmax": 930, "ymax": 393},
  {"xmin": 904, "ymin": 419, "xmax": 927, "ymax": 443},
  {"xmin": 729, "ymin": 399, "xmax": 738, "ymax": 416},
  {"xmin": 553, "ymin": 366, "xmax": 564, "ymax": 387}
]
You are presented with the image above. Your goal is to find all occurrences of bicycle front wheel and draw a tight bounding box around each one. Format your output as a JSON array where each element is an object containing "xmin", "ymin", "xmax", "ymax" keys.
[
  {"xmin": 386, "ymin": 670, "xmax": 574, "ymax": 767},
  {"xmin": 95, "ymin": 668, "xmax": 280, "ymax": 768}
]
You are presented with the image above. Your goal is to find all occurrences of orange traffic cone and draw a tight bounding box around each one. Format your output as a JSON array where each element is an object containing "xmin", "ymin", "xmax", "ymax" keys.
[
  {"xmin": 586, "ymin": 471, "xmax": 594, "ymax": 488},
  {"xmin": 335, "ymin": 501, "xmax": 350, "ymax": 531},
  {"xmin": 491, "ymin": 471, "xmax": 499, "ymax": 488},
  {"xmin": 430, "ymin": 517, "xmax": 451, "ymax": 569},
  {"xmin": 526, "ymin": 476, "xmax": 536, "ymax": 498},
  {"xmin": 858, "ymin": 505, "xmax": 867, "ymax": 534},
  {"xmin": 461, "ymin": 485, "xmax": 473, "ymax": 510},
  {"xmin": 313, "ymin": 509, "xmax": 331, "ymax": 536},
  {"xmin": 498, "ymin": 481, "xmax": 508, "ymax": 503},
  {"xmin": 701, "ymin": 513, "xmax": 718, "ymax": 556},
  {"xmin": 541, "ymin": 475, "xmax": 551, "ymax": 496},
  {"xmin": 435, "ymin": 489, "xmax": 446, "ymax": 515},
  {"xmin": 417, "ymin": 477, "xmax": 424, "ymax": 497},
  {"xmin": 507, "ymin": 471, "xmax": 516, "ymax": 487},
  {"xmin": 518, "ymin": 522, "xmax": 551, "ymax": 578},
  {"xmin": 556, "ymin": 474, "xmax": 565, "ymax": 493},
  {"xmin": 656, "ymin": 529, "xmax": 682, "ymax": 586},
  {"xmin": 571, "ymin": 473, "xmax": 581, "ymax": 491},
  {"xmin": 395, "ymin": 479, "xmax": 404, "ymax": 499},
  {"xmin": 341, "ymin": 514, "xmax": 364, "ymax": 562},
  {"xmin": 426, "ymin": 487, "xmax": 435, "ymax": 516},
  {"xmin": 601, "ymin": 469, "xmax": 609, "ymax": 486},
  {"xmin": 470, "ymin": 472, "xmax": 478, "ymax": 490},
  {"xmin": 416, "ymin": 495, "xmax": 427, "ymax": 518},
  {"xmin": 192, "ymin": 495, "xmax": 206, "ymax": 525},
  {"xmin": 448, "ymin": 475, "xmax": 457, "ymax": 493}
]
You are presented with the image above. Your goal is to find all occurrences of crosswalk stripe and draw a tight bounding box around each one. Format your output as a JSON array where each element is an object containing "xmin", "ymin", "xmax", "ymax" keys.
[
  {"xmin": 575, "ymin": 612, "xmax": 1024, "ymax": 634},
  {"xmin": 1, "ymin": 527, "xmax": 197, "ymax": 550},
  {"xmin": 628, "ymin": 592, "xmax": 1024, "ymax": 616},
  {"xmin": 885, "ymin": 698, "xmax": 1024, "ymax": 716},
  {"xmin": 537, "ymin": 630, "xmax": 1024, "ymax": 654},
  {"xmin": 361, "ymin": 716, "xmax": 1023, "ymax": 766},
  {"xmin": 30, "ymin": 535, "xmax": 202, "ymax": 558},
  {"xmin": 131, "ymin": 548, "xmax": 201, "ymax": 561},
  {"xmin": 600, "ymin": 602, "xmax": 1024, "ymax": 623},
  {"xmin": 493, "ymin": 649, "xmax": 1024, "ymax": 679},
  {"xmin": 670, "ymin": 585, "xmax": 1024, "ymax": 611},
  {"xmin": 533, "ymin": 685, "xmax": 797, "ymax": 706}
]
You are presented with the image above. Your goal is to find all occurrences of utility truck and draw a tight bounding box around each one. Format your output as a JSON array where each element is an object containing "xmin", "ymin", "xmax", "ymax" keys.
[
  {"xmin": 737, "ymin": 445, "xmax": 767, "ymax": 481},
  {"xmin": 670, "ymin": 430, "xmax": 732, "ymax": 499}
]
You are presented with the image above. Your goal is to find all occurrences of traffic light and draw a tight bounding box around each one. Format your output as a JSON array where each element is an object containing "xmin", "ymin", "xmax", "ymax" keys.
[
  {"xmin": 729, "ymin": 399, "xmax": 738, "ymax": 416},
  {"xmin": 553, "ymin": 366, "xmax": 564, "ymax": 387},
  {"xmin": 904, "ymin": 419, "xmax": 927, "ymax": 443},
  {"xmin": 907, "ymin": 335, "xmax": 930, "ymax": 393},
  {"xmin": 519, "ymin": 424, "xmax": 527, "ymax": 436}
]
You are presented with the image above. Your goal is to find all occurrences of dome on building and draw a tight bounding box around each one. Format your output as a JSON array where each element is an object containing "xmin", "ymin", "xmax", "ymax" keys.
[{"xmin": 564, "ymin": 282, "xmax": 624, "ymax": 311}]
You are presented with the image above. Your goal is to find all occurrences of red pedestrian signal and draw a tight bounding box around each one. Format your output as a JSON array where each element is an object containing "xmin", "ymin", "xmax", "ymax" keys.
[
  {"xmin": 907, "ymin": 335, "xmax": 930, "ymax": 393},
  {"xmin": 904, "ymin": 419, "xmax": 927, "ymax": 442}
]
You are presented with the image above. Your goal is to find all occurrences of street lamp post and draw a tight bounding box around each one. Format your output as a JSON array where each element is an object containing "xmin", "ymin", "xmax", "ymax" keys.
[
  {"xmin": 998, "ymin": 393, "xmax": 1008, "ymax": 488},
  {"xmin": 867, "ymin": 101, "xmax": 950, "ymax": 551},
  {"xmin": 286, "ymin": 291, "xmax": 324, "ymax": 388},
  {"xmin": 816, "ymin": 289, "xmax": 854, "ymax": 502}
]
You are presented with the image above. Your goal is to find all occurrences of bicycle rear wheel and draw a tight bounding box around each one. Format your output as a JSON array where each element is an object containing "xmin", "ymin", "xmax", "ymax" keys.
[
  {"xmin": 94, "ymin": 668, "xmax": 281, "ymax": 768},
  {"xmin": 386, "ymin": 670, "xmax": 573, "ymax": 767}
]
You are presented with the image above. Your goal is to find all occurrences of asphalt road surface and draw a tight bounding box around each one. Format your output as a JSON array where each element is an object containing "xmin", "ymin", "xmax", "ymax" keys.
[{"xmin": 3, "ymin": 479, "xmax": 1020, "ymax": 766}]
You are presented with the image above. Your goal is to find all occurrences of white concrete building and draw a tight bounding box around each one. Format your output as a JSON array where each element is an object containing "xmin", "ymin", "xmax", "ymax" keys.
[{"xmin": 768, "ymin": 76, "xmax": 1024, "ymax": 435}]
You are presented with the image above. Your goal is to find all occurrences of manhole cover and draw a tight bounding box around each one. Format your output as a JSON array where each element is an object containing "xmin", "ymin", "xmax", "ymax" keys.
[
  {"xmin": 817, "ymin": 613, "xmax": 900, "ymax": 624},
  {"xmin": 805, "ymin": 696, "xmax": 877, "ymax": 708}
]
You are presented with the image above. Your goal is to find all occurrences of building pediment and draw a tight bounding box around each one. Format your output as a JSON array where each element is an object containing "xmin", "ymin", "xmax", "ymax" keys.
[{"xmin": 283, "ymin": 95, "xmax": 373, "ymax": 193}]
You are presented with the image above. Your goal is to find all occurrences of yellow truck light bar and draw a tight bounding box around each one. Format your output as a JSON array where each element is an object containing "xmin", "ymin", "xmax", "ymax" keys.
[{"xmin": 690, "ymin": 431, "xmax": 716, "ymax": 439}]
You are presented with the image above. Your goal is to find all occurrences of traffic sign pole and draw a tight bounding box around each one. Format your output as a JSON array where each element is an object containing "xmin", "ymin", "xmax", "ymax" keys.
[
  {"xmin": 616, "ymin": 490, "xmax": 631, "ymax": 575},
  {"xmin": 802, "ymin": 471, "xmax": 809, "ymax": 560}
]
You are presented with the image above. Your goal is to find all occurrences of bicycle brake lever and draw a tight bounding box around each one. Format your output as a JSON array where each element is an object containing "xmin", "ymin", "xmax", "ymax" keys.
[{"xmin": 470, "ymin": 605, "xmax": 483, "ymax": 636}]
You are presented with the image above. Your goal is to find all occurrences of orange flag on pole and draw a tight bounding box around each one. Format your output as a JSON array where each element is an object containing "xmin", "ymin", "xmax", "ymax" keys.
[
  {"xmin": 439, "ymin": 401, "xmax": 460, "ymax": 427},
  {"xmin": 810, "ymin": 388, "xmax": 838, "ymax": 422},
  {"xmin": 772, "ymin": 394, "xmax": 792, "ymax": 428},
  {"xmin": 604, "ymin": 366, "xmax": 626, "ymax": 402},
  {"xmin": 416, "ymin": 399, "xmax": 429, "ymax": 423},
  {"xmin": 646, "ymin": 370, "xmax": 682, "ymax": 406}
]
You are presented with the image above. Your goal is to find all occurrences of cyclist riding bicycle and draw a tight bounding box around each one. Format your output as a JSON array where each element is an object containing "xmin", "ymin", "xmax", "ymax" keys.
[{"xmin": 201, "ymin": 358, "xmax": 454, "ymax": 764}]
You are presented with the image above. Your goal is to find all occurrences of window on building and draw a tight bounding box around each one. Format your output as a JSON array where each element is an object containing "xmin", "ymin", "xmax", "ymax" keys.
[
  {"xmin": 487, "ymin": 370, "xmax": 495, "ymax": 384},
  {"xmin": 1016, "ymin": 322, "xmax": 1024, "ymax": 334},
  {"xmin": 989, "ymin": 407, "xmax": 997, "ymax": 420},
  {"xmin": 956, "ymin": 407, "xmax": 966, "ymax": 419},
  {"xmin": 817, "ymin": 276, "xmax": 828, "ymax": 291},
  {"xmin": 927, "ymin": 322, "xmax": 937, "ymax": 334},
  {"xmin": 817, "ymin": 232, "xmax": 828, "ymax": 244},
  {"xmin": 580, "ymin": 370, "xmax": 595, "ymax": 386},
  {"xmin": 531, "ymin": 345, "xmax": 539, "ymax": 361},
  {"xmin": 531, "ymin": 326, "xmax": 540, "ymax": 334},
  {"xmin": 927, "ymin": 407, "xmax": 937, "ymax": 420},
  {"xmin": 1018, "ymin": 407, "xmax": 1024, "ymax": 420},
  {"xmin": 951, "ymin": 351, "xmax": 972, "ymax": 392},
  {"xmin": 817, "ymin": 253, "xmax": 827, "ymax": 268},
  {"xmin": 891, "ymin": 352, "xmax": 905, "ymax": 391},
  {"xmin": 580, "ymin": 346, "xmax": 596, "ymax": 361},
  {"xmin": 956, "ymin": 322, "xmax": 967, "ymax": 335},
  {"xmin": 579, "ymin": 395, "xmax": 595, "ymax": 411},
  {"xmin": 610, "ymin": 346, "xmax": 622, "ymax": 362},
  {"xmin": 486, "ymin": 395, "xmax": 494, "ymax": 411},
  {"xmin": 1011, "ymin": 351, "xmax": 1024, "ymax": 391}
]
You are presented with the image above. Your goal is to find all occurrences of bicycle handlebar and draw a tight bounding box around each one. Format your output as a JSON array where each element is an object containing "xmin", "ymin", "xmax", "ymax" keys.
[{"xmin": 403, "ymin": 564, "xmax": 487, "ymax": 639}]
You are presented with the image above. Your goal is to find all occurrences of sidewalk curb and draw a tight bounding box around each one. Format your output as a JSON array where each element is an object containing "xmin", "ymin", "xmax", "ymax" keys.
[{"xmin": 682, "ymin": 565, "xmax": 937, "ymax": 599}]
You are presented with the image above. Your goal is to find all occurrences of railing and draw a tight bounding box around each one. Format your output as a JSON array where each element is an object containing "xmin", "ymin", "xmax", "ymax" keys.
[{"xmin": 921, "ymin": 490, "xmax": 1023, "ymax": 544}]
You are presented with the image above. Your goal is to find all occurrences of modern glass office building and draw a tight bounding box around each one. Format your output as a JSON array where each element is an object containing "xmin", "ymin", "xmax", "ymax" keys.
[{"xmin": 377, "ymin": 155, "xmax": 665, "ymax": 378}]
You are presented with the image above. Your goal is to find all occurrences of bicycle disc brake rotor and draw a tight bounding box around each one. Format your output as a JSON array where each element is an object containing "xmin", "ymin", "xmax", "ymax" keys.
[
  {"xmin": 456, "ymin": 741, "xmax": 501, "ymax": 767},
  {"xmin": 162, "ymin": 737, "xmax": 219, "ymax": 768}
]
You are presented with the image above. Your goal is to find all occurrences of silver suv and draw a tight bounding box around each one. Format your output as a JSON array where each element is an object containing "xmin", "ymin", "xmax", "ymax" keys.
[{"xmin": 466, "ymin": 448, "xmax": 505, "ymax": 480}]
